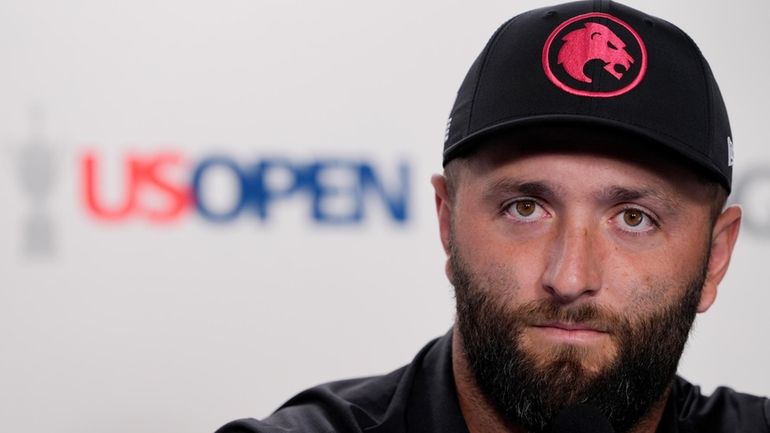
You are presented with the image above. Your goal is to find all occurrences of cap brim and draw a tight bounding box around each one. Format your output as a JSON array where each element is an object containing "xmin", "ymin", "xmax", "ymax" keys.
[{"xmin": 442, "ymin": 115, "xmax": 730, "ymax": 192}]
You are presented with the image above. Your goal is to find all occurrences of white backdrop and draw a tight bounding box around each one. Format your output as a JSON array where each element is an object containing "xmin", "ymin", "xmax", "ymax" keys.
[{"xmin": 1, "ymin": 1, "xmax": 768, "ymax": 432}]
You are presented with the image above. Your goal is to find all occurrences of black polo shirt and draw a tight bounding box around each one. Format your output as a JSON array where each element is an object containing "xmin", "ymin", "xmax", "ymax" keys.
[{"xmin": 217, "ymin": 331, "xmax": 770, "ymax": 433}]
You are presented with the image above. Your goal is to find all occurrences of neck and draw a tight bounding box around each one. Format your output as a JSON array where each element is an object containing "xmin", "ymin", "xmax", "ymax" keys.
[{"xmin": 451, "ymin": 325, "xmax": 671, "ymax": 433}]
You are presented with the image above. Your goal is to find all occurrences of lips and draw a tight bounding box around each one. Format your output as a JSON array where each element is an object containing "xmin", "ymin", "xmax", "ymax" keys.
[
  {"xmin": 530, "ymin": 322, "xmax": 610, "ymax": 342},
  {"xmin": 535, "ymin": 321, "xmax": 608, "ymax": 333}
]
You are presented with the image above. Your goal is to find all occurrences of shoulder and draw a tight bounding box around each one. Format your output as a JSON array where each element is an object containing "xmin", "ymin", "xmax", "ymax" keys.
[
  {"xmin": 675, "ymin": 376, "xmax": 770, "ymax": 433},
  {"xmin": 215, "ymin": 368, "xmax": 408, "ymax": 433}
]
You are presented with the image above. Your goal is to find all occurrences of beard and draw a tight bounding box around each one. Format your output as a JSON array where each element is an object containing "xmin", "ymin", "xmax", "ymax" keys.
[{"xmin": 451, "ymin": 243, "xmax": 707, "ymax": 433}]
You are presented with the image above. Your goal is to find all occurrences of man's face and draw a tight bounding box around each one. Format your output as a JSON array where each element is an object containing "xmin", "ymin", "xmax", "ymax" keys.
[{"xmin": 436, "ymin": 132, "xmax": 734, "ymax": 433}]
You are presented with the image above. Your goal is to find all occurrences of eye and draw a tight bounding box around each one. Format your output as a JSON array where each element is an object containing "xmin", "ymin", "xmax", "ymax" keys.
[
  {"xmin": 504, "ymin": 199, "xmax": 548, "ymax": 222},
  {"xmin": 623, "ymin": 209, "xmax": 644, "ymax": 226},
  {"xmin": 614, "ymin": 207, "xmax": 658, "ymax": 233},
  {"xmin": 515, "ymin": 200, "xmax": 537, "ymax": 216}
]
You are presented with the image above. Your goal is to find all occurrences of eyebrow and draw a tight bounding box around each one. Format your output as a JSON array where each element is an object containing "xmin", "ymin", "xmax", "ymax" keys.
[
  {"xmin": 482, "ymin": 178, "xmax": 680, "ymax": 210},
  {"xmin": 482, "ymin": 179, "xmax": 563, "ymax": 203},
  {"xmin": 596, "ymin": 186, "xmax": 680, "ymax": 210}
]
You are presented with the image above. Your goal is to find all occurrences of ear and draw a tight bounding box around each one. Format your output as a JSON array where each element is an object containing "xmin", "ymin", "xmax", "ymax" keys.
[
  {"xmin": 431, "ymin": 174, "xmax": 456, "ymax": 284},
  {"xmin": 697, "ymin": 205, "xmax": 742, "ymax": 313},
  {"xmin": 431, "ymin": 174, "xmax": 453, "ymax": 256}
]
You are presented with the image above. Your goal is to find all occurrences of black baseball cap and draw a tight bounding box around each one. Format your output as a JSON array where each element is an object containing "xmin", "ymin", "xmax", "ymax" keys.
[{"xmin": 443, "ymin": 0, "xmax": 733, "ymax": 191}]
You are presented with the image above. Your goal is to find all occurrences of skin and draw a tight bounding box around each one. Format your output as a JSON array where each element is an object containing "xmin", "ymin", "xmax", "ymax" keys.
[{"xmin": 431, "ymin": 134, "xmax": 742, "ymax": 433}]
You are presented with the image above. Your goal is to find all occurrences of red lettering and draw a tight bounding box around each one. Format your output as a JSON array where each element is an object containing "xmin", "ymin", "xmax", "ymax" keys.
[
  {"xmin": 82, "ymin": 152, "xmax": 135, "ymax": 220},
  {"xmin": 81, "ymin": 151, "xmax": 191, "ymax": 222},
  {"xmin": 137, "ymin": 153, "xmax": 191, "ymax": 222}
]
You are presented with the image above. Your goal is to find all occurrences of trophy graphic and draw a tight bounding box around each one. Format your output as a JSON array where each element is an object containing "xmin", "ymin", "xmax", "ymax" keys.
[{"xmin": 17, "ymin": 107, "xmax": 57, "ymax": 256}]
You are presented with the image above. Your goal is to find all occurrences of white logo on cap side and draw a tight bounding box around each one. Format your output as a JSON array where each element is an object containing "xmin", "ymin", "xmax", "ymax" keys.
[{"xmin": 727, "ymin": 136, "xmax": 734, "ymax": 167}]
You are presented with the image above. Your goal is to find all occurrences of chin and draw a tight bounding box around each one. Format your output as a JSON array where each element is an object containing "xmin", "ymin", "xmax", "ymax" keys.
[{"xmin": 520, "ymin": 333, "xmax": 619, "ymax": 378}]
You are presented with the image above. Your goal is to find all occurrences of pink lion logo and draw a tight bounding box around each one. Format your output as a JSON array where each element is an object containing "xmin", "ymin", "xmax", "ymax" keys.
[{"xmin": 557, "ymin": 22, "xmax": 634, "ymax": 83}]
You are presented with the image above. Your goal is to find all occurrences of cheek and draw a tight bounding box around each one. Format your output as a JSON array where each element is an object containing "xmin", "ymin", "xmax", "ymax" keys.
[
  {"xmin": 604, "ymin": 252, "xmax": 701, "ymax": 316},
  {"xmin": 453, "ymin": 234, "xmax": 548, "ymax": 306}
]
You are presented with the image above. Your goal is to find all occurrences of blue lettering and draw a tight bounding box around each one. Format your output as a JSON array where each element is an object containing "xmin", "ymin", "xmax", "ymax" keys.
[
  {"xmin": 308, "ymin": 161, "xmax": 364, "ymax": 224},
  {"xmin": 359, "ymin": 162, "xmax": 409, "ymax": 223},
  {"xmin": 192, "ymin": 156, "xmax": 411, "ymax": 224},
  {"xmin": 250, "ymin": 159, "xmax": 307, "ymax": 220},
  {"xmin": 192, "ymin": 157, "xmax": 248, "ymax": 222}
]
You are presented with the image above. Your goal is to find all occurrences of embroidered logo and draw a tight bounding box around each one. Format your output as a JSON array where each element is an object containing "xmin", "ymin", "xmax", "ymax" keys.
[{"xmin": 543, "ymin": 13, "xmax": 647, "ymax": 97}]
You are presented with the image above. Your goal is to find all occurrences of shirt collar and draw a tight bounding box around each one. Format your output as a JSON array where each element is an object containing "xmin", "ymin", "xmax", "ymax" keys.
[{"xmin": 405, "ymin": 329, "xmax": 471, "ymax": 433}]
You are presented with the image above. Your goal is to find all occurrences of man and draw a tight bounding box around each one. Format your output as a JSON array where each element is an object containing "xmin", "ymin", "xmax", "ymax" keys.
[{"xmin": 217, "ymin": 1, "xmax": 769, "ymax": 432}]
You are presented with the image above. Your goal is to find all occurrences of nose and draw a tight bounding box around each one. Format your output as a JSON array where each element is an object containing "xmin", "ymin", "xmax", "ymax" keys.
[{"xmin": 541, "ymin": 222, "xmax": 602, "ymax": 303}]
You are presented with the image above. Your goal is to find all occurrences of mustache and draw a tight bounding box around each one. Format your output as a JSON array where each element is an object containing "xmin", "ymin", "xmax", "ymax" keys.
[{"xmin": 512, "ymin": 299, "xmax": 630, "ymax": 334}]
